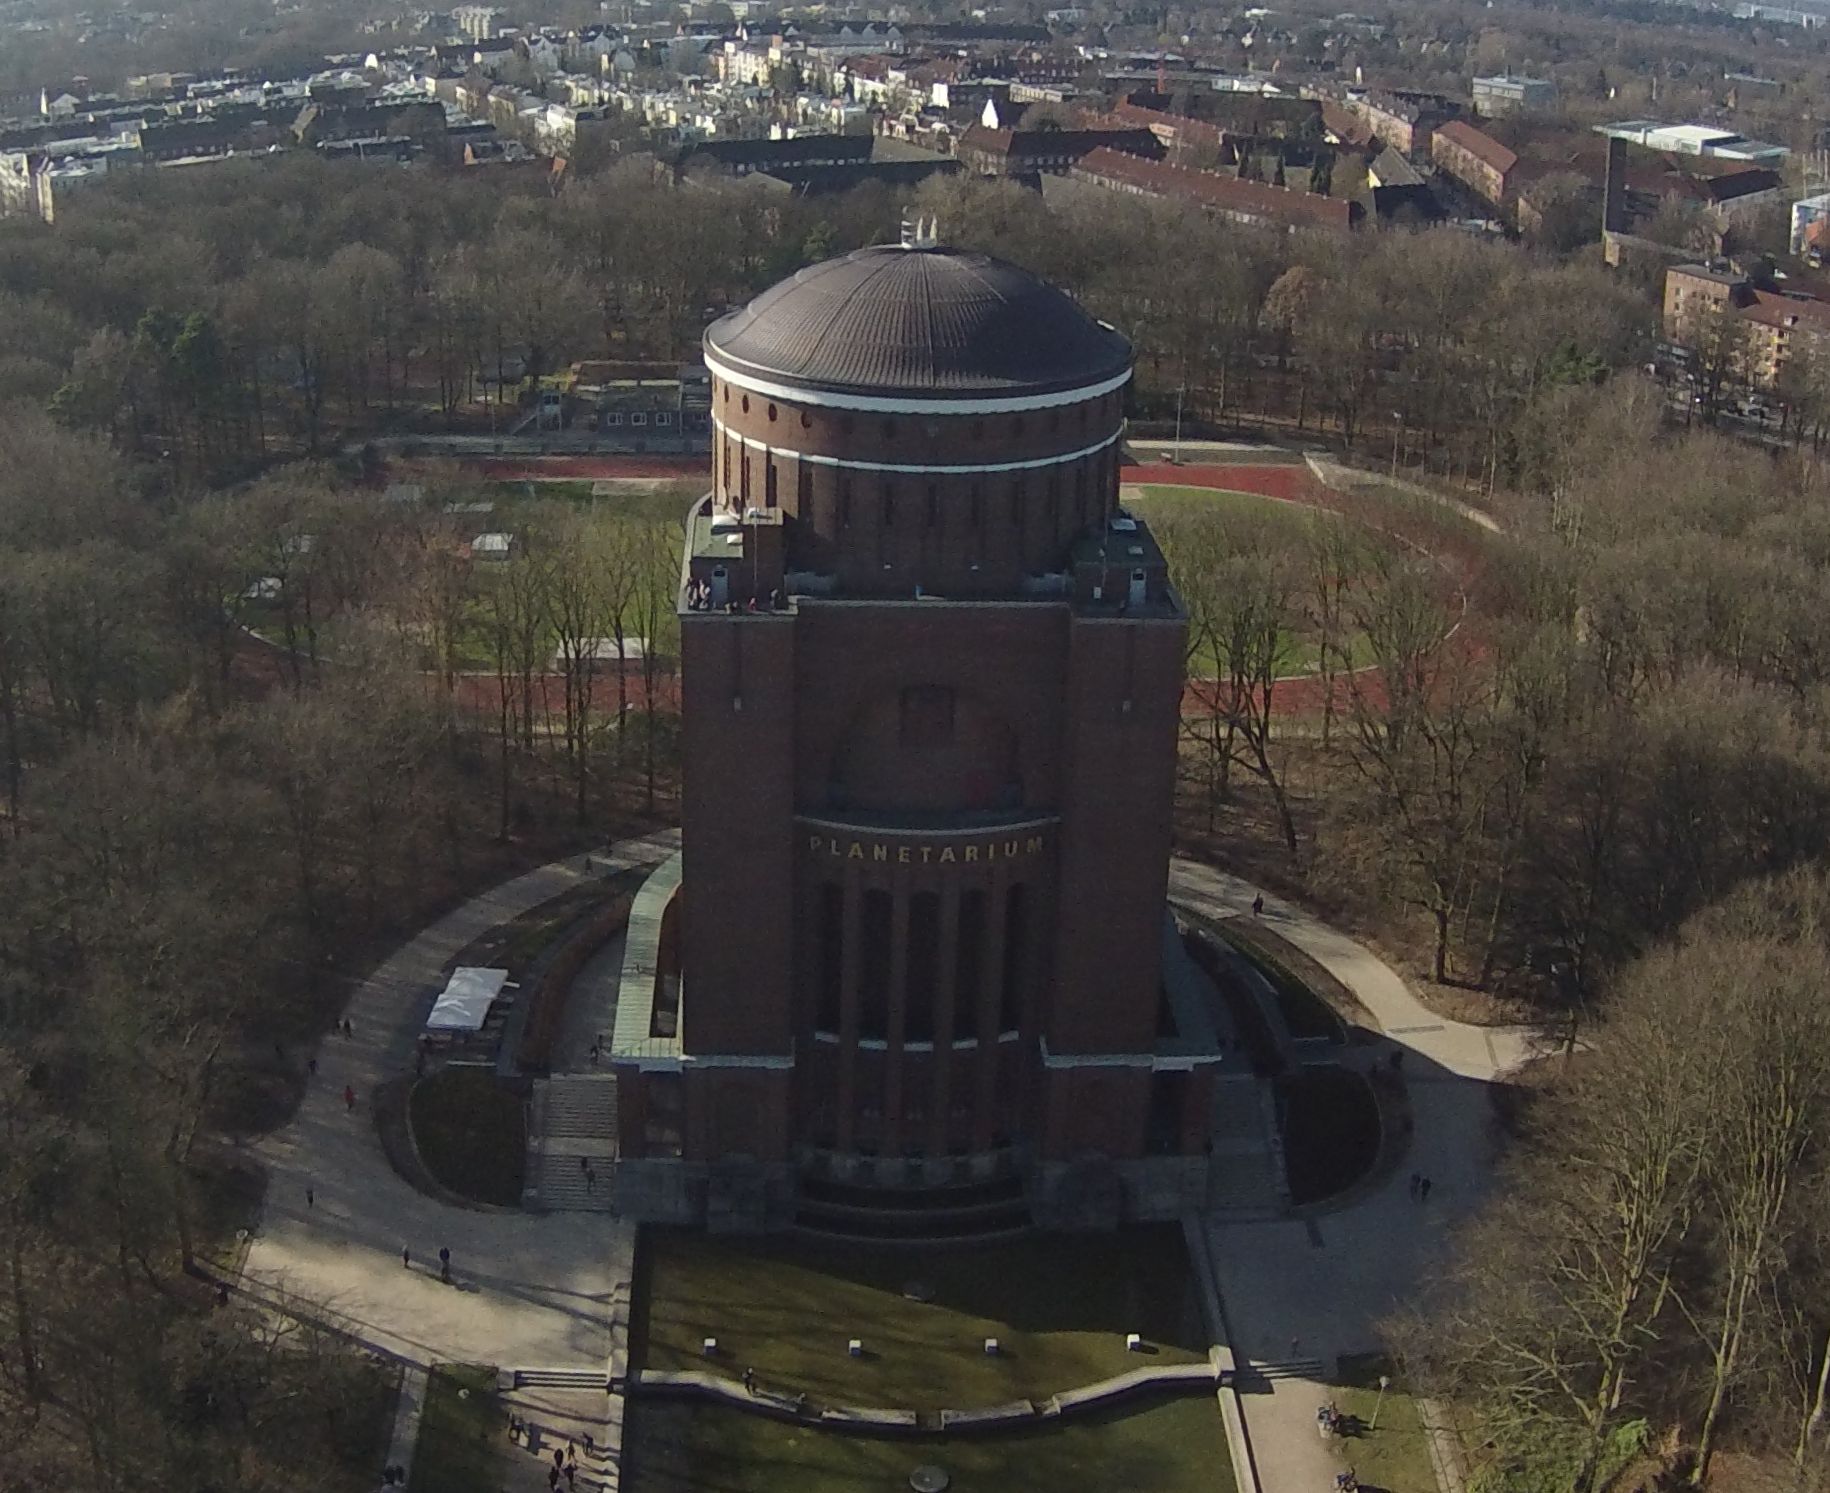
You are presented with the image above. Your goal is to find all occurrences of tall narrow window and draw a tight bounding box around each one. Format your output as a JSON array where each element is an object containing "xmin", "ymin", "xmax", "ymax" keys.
[
  {"xmin": 883, "ymin": 481, "xmax": 896, "ymax": 529},
  {"xmin": 955, "ymin": 889, "xmax": 985, "ymax": 1037},
  {"xmin": 817, "ymin": 883, "xmax": 844, "ymax": 1032},
  {"xmin": 861, "ymin": 890, "xmax": 893, "ymax": 1041},
  {"xmin": 797, "ymin": 461, "xmax": 812, "ymax": 509},
  {"xmin": 840, "ymin": 479, "xmax": 853, "ymax": 528},
  {"xmin": 1000, "ymin": 883, "xmax": 1027, "ymax": 1034},
  {"xmin": 740, "ymin": 447, "xmax": 750, "ymax": 506},
  {"xmin": 764, "ymin": 454, "xmax": 778, "ymax": 509},
  {"xmin": 906, "ymin": 892, "xmax": 939, "ymax": 1043}
]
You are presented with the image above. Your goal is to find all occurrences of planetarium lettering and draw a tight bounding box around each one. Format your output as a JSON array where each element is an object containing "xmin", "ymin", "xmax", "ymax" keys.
[{"xmin": 807, "ymin": 832, "xmax": 1048, "ymax": 865}]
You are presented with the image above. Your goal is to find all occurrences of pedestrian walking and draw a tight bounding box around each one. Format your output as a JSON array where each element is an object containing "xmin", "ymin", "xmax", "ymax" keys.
[
  {"xmin": 742, "ymin": 1367, "xmax": 756, "ymax": 1395},
  {"xmin": 343, "ymin": 1084, "xmax": 356, "ymax": 1112},
  {"xmin": 307, "ymin": 1057, "xmax": 317, "ymax": 1078},
  {"xmin": 547, "ymin": 1470, "xmax": 559, "ymax": 1491},
  {"xmin": 306, "ymin": 1186, "xmax": 314, "ymax": 1209},
  {"xmin": 344, "ymin": 1018, "xmax": 354, "ymax": 1039},
  {"xmin": 554, "ymin": 1448, "xmax": 566, "ymax": 1471},
  {"xmin": 402, "ymin": 1247, "xmax": 411, "ymax": 1270},
  {"xmin": 1419, "ymin": 1175, "xmax": 1433, "ymax": 1202},
  {"xmin": 1252, "ymin": 893, "xmax": 1265, "ymax": 917},
  {"xmin": 583, "ymin": 1432, "xmax": 594, "ymax": 1457},
  {"xmin": 566, "ymin": 1442, "xmax": 576, "ymax": 1465},
  {"xmin": 579, "ymin": 1155, "xmax": 589, "ymax": 1172},
  {"xmin": 565, "ymin": 1467, "xmax": 576, "ymax": 1489},
  {"xmin": 438, "ymin": 1245, "xmax": 451, "ymax": 1283}
]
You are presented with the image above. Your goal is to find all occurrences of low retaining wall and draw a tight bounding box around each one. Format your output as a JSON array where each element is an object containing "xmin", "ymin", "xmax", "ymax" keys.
[{"xmin": 629, "ymin": 1359, "xmax": 1221, "ymax": 1435}]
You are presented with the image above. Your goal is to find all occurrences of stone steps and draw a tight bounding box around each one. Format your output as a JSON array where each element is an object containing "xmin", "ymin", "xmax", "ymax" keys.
[
  {"xmin": 533, "ymin": 1151, "xmax": 617, "ymax": 1211},
  {"xmin": 543, "ymin": 1076, "xmax": 620, "ymax": 1142},
  {"xmin": 528, "ymin": 1075, "xmax": 620, "ymax": 1211},
  {"xmin": 1235, "ymin": 1356, "xmax": 1330, "ymax": 1384}
]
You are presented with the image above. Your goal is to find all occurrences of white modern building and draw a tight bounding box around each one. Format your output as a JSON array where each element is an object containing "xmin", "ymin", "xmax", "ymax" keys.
[
  {"xmin": 1793, "ymin": 192, "xmax": 1830, "ymax": 255},
  {"xmin": 1596, "ymin": 120, "xmax": 1790, "ymax": 164}
]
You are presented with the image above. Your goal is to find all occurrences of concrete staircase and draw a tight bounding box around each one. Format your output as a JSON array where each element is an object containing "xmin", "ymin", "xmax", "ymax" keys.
[
  {"xmin": 1208, "ymin": 1075, "xmax": 1288, "ymax": 1217},
  {"xmin": 1234, "ymin": 1356, "xmax": 1331, "ymax": 1385},
  {"xmin": 528, "ymin": 1075, "xmax": 619, "ymax": 1212}
]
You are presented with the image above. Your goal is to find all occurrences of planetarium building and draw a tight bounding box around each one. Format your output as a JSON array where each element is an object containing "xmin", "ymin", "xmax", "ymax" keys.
[{"xmin": 611, "ymin": 234, "xmax": 1218, "ymax": 1234}]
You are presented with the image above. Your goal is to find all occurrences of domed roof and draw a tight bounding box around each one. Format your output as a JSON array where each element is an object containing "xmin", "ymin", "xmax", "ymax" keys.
[{"xmin": 704, "ymin": 244, "xmax": 1131, "ymax": 400}]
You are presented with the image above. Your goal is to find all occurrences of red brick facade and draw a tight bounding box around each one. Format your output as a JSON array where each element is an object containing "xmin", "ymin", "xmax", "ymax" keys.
[{"xmin": 615, "ymin": 247, "xmax": 1206, "ymax": 1221}]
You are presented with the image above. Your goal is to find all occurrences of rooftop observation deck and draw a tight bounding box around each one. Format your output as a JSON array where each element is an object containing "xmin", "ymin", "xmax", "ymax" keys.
[{"xmin": 679, "ymin": 495, "xmax": 1184, "ymax": 620}]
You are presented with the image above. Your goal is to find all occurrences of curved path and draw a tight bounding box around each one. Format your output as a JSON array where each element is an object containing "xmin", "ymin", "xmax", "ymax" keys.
[
  {"xmin": 1172, "ymin": 855, "xmax": 1540, "ymax": 1493},
  {"xmin": 238, "ymin": 825, "xmax": 1536, "ymax": 1493},
  {"xmin": 237, "ymin": 829, "xmax": 678, "ymax": 1491}
]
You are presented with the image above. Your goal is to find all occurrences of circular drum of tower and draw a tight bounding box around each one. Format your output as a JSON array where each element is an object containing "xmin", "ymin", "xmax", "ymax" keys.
[{"xmin": 703, "ymin": 242, "xmax": 1133, "ymax": 598}]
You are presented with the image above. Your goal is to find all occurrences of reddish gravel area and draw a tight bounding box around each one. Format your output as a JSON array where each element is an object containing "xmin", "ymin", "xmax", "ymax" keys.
[{"xmin": 1122, "ymin": 462, "xmax": 1326, "ymax": 504}]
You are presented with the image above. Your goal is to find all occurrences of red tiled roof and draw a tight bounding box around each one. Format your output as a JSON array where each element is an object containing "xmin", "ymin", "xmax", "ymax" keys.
[
  {"xmin": 1072, "ymin": 146, "xmax": 1353, "ymax": 231},
  {"xmin": 1106, "ymin": 99, "xmax": 1225, "ymax": 148},
  {"xmin": 1743, "ymin": 290, "xmax": 1830, "ymax": 333},
  {"xmin": 1320, "ymin": 101, "xmax": 1370, "ymax": 146},
  {"xmin": 1433, "ymin": 120, "xmax": 1517, "ymax": 175}
]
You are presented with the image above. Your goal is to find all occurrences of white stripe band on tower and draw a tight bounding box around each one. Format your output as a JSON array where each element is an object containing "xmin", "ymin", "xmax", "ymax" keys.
[
  {"xmin": 704, "ymin": 350, "xmax": 1132, "ymax": 416},
  {"xmin": 711, "ymin": 417, "xmax": 1122, "ymax": 475}
]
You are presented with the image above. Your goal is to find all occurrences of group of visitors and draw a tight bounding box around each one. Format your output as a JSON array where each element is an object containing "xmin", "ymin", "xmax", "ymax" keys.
[
  {"xmin": 683, "ymin": 579, "xmax": 785, "ymax": 613},
  {"xmin": 506, "ymin": 1416, "xmax": 594, "ymax": 1490}
]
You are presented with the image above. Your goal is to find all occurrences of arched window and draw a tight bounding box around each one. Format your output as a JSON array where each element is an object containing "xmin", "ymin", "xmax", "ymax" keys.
[
  {"xmin": 767, "ymin": 403, "xmax": 778, "ymax": 422},
  {"xmin": 741, "ymin": 395, "xmax": 750, "ymax": 415}
]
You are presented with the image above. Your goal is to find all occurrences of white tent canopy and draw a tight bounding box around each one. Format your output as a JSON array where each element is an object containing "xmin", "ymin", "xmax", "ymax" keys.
[{"xmin": 426, "ymin": 967, "xmax": 510, "ymax": 1032}]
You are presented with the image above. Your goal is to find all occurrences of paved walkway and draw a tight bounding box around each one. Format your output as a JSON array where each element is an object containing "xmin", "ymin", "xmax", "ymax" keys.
[
  {"xmin": 1170, "ymin": 856, "xmax": 1541, "ymax": 1493},
  {"xmin": 552, "ymin": 931, "xmax": 629, "ymax": 1074},
  {"xmin": 237, "ymin": 831, "xmax": 677, "ymax": 1475}
]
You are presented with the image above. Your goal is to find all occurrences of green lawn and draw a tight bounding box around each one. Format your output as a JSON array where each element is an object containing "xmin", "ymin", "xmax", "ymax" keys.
[
  {"xmin": 408, "ymin": 1364, "xmax": 503, "ymax": 1493},
  {"xmin": 1129, "ymin": 483, "xmax": 1318, "ymax": 525},
  {"xmin": 408, "ymin": 1068, "xmax": 526, "ymax": 1206},
  {"xmin": 625, "ymin": 1393, "xmax": 1235, "ymax": 1493},
  {"xmin": 1129, "ymin": 485, "xmax": 1379, "ymax": 677},
  {"xmin": 1329, "ymin": 1356, "xmax": 1437, "ymax": 1493},
  {"xmin": 633, "ymin": 1227, "xmax": 1207, "ymax": 1412},
  {"xmin": 1277, "ymin": 1066, "xmax": 1381, "ymax": 1206}
]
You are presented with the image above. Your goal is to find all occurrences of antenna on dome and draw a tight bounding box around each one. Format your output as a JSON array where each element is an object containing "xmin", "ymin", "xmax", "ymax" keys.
[{"xmin": 898, "ymin": 214, "xmax": 941, "ymax": 249}]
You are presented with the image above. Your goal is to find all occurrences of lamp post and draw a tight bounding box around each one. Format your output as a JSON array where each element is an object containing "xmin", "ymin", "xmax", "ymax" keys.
[
  {"xmin": 1389, "ymin": 411, "xmax": 1404, "ymax": 478},
  {"xmin": 1371, "ymin": 1374, "xmax": 1391, "ymax": 1432}
]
